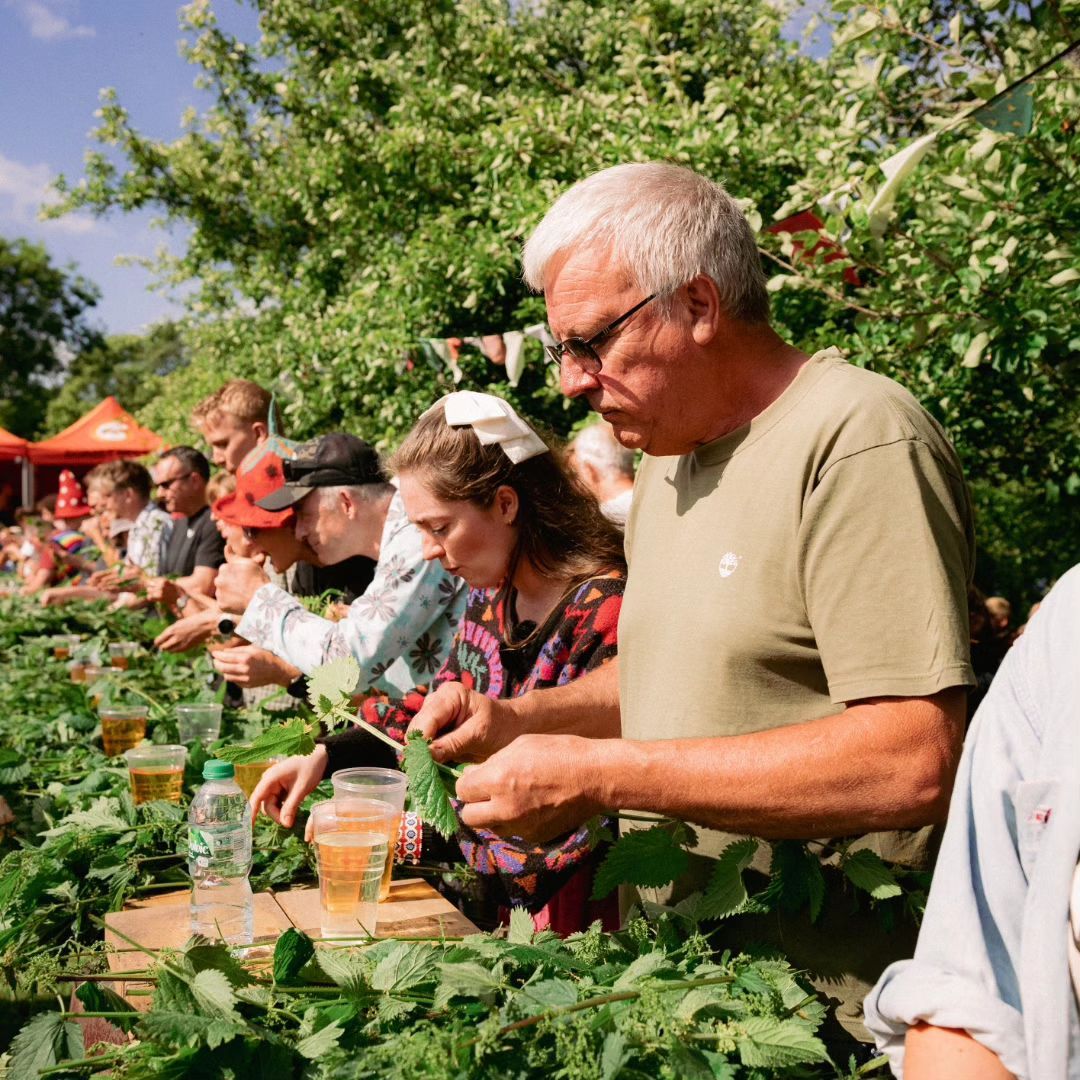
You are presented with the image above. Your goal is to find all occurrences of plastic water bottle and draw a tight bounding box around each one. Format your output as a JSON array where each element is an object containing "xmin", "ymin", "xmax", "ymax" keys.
[{"xmin": 187, "ymin": 760, "xmax": 254, "ymax": 946}]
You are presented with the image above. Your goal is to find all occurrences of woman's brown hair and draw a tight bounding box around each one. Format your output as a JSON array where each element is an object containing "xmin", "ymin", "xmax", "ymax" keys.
[{"xmin": 389, "ymin": 401, "xmax": 626, "ymax": 595}]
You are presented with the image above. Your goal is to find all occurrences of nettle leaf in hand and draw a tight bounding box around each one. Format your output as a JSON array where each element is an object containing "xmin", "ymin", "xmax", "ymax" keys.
[
  {"xmin": 306, "ymin": 655, "xmax": 360, "ymax": 712},
  {"xmin": 402, "ymin": 731, "xmax": 458, "ymax": 839},
  {"xmin": 590, "ymin": 821, "xmax": 694, "ymax": 900},
  {"xmin": 216, "ymin": 717, "xmax": 316, "ymax": 764}
]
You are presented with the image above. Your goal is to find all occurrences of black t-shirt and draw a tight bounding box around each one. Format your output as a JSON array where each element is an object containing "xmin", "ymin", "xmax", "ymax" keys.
[
  {"xmin": 290, "ymin": 556, "xmax": 375, "ymax": 604},
  {"xmin": 159, "ymin": 506, "xmax": 225, "ymax": 578}
]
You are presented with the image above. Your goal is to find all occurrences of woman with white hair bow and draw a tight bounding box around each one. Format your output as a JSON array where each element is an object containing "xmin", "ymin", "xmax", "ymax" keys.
[{"xmin": 252, "ymin": 391, "xmax": 626, "ymax": 932}]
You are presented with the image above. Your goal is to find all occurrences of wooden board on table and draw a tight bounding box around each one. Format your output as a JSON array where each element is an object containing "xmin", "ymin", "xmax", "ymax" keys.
[
  {"xmin": 103, "ymin": 889, "xmax": 292, "ymax": 1010},
  {"xmin": 271, "ymin": 878, "xmax": 480, "ymax": 941}
]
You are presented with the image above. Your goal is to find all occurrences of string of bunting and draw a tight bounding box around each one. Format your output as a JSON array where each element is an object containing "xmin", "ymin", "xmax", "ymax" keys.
[
  {"xmin": 772, "ymin": 37, "xmax": 1078, "ymax": 266},
  {"xmin": 411, "ymin": 324, "xmax": 555, "ymax": 386}
]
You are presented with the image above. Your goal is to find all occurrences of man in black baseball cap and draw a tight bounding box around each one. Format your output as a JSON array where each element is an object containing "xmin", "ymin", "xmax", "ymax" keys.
[
  {"xmin": 214, "ymin": 431, "xmax": 465, "ymax": 699},
  {"xmin": 257, "ymin": 433, "xmax": 387, "ymax": 512}
]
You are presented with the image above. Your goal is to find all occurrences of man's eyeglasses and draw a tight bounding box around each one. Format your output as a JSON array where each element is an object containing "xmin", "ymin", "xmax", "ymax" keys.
[
  {"xmin": 544, "ymin": 293, "xmax": 657, "ymax": 375},
  {"xmin": 156, "ymin": 471, "xmax": 193, "ymax": 491}
]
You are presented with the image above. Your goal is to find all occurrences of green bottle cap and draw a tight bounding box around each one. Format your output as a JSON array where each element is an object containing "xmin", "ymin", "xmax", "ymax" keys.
[{"xmin": 202, "ymin": 759, "xmax": 235, "ymax": 780}]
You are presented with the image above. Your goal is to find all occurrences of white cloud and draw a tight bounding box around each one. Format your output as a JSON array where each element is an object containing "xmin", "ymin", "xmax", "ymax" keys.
[
  {"xmin": 9, "ymin": 0, "xmax": 95, "ymax": 41},
  {"xmin": 0, "ymin": 152, "xmax": 101, "ymax": 235}
]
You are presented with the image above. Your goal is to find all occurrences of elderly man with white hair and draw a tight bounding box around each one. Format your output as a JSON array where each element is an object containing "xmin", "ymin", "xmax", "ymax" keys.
[
  {"xmin": 410, "ymin": 162, "xmax": 975, "ymax": 1046},
  {"xmin": 569, "ymin": 421, "xmax": 635, "ymax": 525}
]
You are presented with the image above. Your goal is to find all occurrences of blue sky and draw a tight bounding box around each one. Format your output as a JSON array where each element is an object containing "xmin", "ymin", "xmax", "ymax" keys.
[
  {"xmin": 1, "ymin": 1, "xmax": 830, "ymax": 339},
  {"xmin": 0, "ymin": 0, "xmax": 259, "ymax": 336}
]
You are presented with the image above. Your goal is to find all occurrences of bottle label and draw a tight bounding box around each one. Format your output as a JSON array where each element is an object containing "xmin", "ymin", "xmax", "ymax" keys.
[{"xmin": 189, "ymin": 826, "xmax": 214, "ymax": 868}]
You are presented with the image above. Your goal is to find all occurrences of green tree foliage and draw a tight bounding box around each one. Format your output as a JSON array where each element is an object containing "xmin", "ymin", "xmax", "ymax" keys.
[
  {"xmin": 49, "ymin": 0, "xmax": 1079, "ymax": 599},
  {"xmin": 43, "ymin": 322, "xmax": 188, "ymax": 434},
  {"xmin": 0, "ymin": 237, "xmax": 103, "ymax": 438}
]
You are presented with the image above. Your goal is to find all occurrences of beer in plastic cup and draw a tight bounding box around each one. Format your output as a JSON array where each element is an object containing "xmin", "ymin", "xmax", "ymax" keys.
[
  {"xmin": 310, "ymin": 800, "xmax": 387, "ymax": 938},
  {"xmin": 176, "ymin": 703, "xmax": 223, "ymax": 747},
  {"xmin": 99, "ymin": 705, "xmax": 149, "ymax": 757},
  {"xmin": 108, "ymin": 642, "xmax": 138, "ymax": 670},
  {"xmin": 54, "ymin": 635, "xmax": 81, "ymax": 661},
  {"xmin": 331, "ymin": 767, "xmax": 406, "ymax": 901},
  {"xmin": 84, "ymin": 665, "xmax": 119, "ymax": 709},
  {"xmin": 233, "ymin": 755, "xmax": 284, "ymax": 800},
  {"xmin": 124, "ymin": 744, "xmax": 187, "ymax": 804}
]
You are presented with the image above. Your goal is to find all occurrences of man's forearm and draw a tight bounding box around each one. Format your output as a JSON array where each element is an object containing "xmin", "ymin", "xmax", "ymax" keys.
[
  {"xmin": 506, "ymin": 659, "xmax": 620, "ymax": 739},
  {"xmin": 581, "ymin": 688, "xmax": 964, "ymax": 838},
  {"xmin": 904, "ymin": 1024, "xmax": 1014, "ymax": 1080}
]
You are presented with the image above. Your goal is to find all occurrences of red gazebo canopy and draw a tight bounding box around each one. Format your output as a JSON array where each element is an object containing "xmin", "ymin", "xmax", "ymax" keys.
[
  {"xmin": 29, "ymin": 397, "xmax": 164, "ymax": 466},
  {"xmin": 0, "ymin": 425, "xmax": 29, "ymax": 462}
]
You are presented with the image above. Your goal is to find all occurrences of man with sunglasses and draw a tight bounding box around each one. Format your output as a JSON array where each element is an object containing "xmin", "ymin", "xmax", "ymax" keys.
[
  {"xmin": 146, "ymin": 446, "xmax": 225, "ymax": 609},
  {"xmin": 409, "ymin": 163, "xmax": 976, "ymax": 1048}
]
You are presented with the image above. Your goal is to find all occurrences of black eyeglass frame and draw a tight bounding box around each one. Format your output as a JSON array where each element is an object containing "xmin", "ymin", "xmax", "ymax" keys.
[
  {"xmin": 156, "ymin": 471, "xmax": 194, "ymax": 491},
  {"xmin": 544, "ymin": 293, "xmax": 658, "ymax": 375}
]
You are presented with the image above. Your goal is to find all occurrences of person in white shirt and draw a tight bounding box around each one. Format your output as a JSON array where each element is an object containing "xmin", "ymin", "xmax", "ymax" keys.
[{"xmin": 569, "ymin": 421, "xmax": 635, "ymax": 525}]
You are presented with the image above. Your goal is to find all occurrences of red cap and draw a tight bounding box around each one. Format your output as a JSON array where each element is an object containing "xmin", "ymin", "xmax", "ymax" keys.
[
  {"xmin": 213, "ymin": 453, "xmax": 296, "ymax": 530},
  {"xmin": 54, "ymin": 470, "xmax": 92, "ymax": 520}
]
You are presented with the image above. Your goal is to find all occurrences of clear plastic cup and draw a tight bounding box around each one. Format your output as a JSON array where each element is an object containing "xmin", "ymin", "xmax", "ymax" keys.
[
  {"xmin": 108, "ymin": 642, "xmax": 139, "ymax": 670},
  {"xmin": 233, "ymin": 755, "xmax": 285, "ymax": 800},
  {"xmin": 99, "ymin": 705, "xmax": 149, "ymax": 757},
  {"xmin": 176, "ymin": 704, "xmax": 223, "ymax": 747},
  {"xmin": 309, "ymin": 799, "xmax": 388, "ymax": 938},
  {"xmin": 330, "ymin": 768, "xmax": 406, "ymax": 901},
  {"xmin": 123, "ymin": 743, "xmax": 187, "ymax": 804},
  {"xmin": 53, "ymin": 635, "xmax": 82, "ymax": 661},
  {"xmin": 84, "ymin": 665, "xmax": 119, "ymax": 708}
]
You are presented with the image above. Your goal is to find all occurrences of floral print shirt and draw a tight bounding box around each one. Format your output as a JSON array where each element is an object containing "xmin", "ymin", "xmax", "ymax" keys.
[
  {"xmin": 126, "ymin": 503, "xmax": 173, "ymax": 576},
  {"xmin": 237, "ymin": 490, "xmax": 466, "ymax": 695},
  {"xmin": 325, "ymin": 571, "xmax": 625, "ymax": 914}
]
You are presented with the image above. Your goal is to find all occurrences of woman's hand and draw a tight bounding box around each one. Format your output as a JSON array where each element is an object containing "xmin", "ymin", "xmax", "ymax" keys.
[{"xmin": 249, "ymin": 744, "xmax": 328, "ymax": 829}]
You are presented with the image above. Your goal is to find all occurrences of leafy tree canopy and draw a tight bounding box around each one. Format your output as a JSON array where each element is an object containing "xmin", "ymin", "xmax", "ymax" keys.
[
  {"xmin": 49, "ymin": 0, "xmax": 1079, "ymax": 600},
  {"xmin": 43, "ymin": 322, "xmax": 188, "ymax": 435},
  {"xmin": 0, "ymin": 237, "xmax": 103, "ymax": 438}
]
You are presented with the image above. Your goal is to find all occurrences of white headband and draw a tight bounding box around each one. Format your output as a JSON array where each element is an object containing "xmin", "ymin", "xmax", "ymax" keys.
[{"xmin": 439, "ymin": 391, "xmax": 548, "ymax": 464}]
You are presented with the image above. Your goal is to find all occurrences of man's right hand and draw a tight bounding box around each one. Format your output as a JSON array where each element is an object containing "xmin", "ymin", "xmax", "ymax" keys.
[
  {"xmin": 215, "ymin": 558, "xmax": 269, "ymax": 614},
  {"xmin": 407, "ymin": 682, "xmax": 521, "ymax": 764},
  {"xmin": 249, "ymin": 744, "xmax": 328, "ymax": 829}
]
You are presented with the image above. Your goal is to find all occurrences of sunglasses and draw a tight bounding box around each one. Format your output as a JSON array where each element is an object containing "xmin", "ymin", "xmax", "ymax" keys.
[
  {"xmin": 544, "ymin": 294, "xmax": 657, "ymax": 375},
  {"xmin": 156, "ymin": 471, "xmax": 194, "ymax": 491}
]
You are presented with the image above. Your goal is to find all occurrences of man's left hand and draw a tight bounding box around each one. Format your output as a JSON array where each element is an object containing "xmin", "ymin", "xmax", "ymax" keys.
[
  {"xmin": 211, "ymin": 645, "xmax": 300, "ymax": 688},
  {"xmin": 144, "ymin": 578, "xmax": 180, "ymax": 605},
  {"xmin": 454, "ymin": 734, "xmax": 606, "ymax": 842}
]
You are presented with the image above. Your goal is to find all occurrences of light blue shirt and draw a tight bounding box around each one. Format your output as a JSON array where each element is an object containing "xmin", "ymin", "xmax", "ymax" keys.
[
  {"xmin": 864, "ymin": 564, "xmax": 1080, "ymax": 1079},
  {"xmin": 237, "ymin": 490, "xmax": 466, "ymax": 695}
]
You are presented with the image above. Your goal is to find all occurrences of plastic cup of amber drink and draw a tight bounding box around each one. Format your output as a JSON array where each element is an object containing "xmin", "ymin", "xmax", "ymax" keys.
[
  {"xmin": 233, "ymin": 755, "xmax": 285, "ymax": 800},
  {"xmin": 108, "ymin": 642, "xmax": 139, "ymax": 670},
  {"xmin": 309, "ymin": 800, "xmax": 387, "ymax": 939},
  {"xmin": 123, "ymin": 744, "xmax": 186, "ymax": 804},
  {"xmin": 330, "ymin": 768, "xmax": 406, "ymax": 902},
  {"xmin": 99, "ymin": 705, "xmax": 149, "ymax": 757},
  {"xmin": 54, "ymin": 635, "xmax": 82, "ymax": 661}
]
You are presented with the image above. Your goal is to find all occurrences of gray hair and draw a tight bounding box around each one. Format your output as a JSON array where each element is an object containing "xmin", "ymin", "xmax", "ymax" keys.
[
  {"xmin": 571, "ymin": 424, "xmax": 635, "ymax": 479},
  {"xmin": 522, "ymin": 162, "xmax": 769, "ymax": 323}
]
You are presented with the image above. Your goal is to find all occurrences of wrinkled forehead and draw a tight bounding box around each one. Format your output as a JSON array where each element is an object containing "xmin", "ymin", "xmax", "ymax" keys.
[{"xmin": 543, "ymin": 246, "xmax": 639, "ymax": 336}]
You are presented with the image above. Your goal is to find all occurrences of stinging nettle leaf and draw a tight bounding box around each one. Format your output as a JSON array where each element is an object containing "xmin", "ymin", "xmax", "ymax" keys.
[
  {"xmin": 697, "ymin": 838, "xmax": 759, "ymax": 920},
  {"xmin": 9, "ymin": 1011, "xmax": 84, "ymax": 1079},
  {"xmin": 306, "ymin": 655, "xmax": 361, "ymax": 709},
  {"xmin": 216, "ymin": 717, "xmax": 316, "ymax": 764},
  {"xmin": 590, "ymin": 823, "xmax": 691, "ymax": 900},
  {"xmin": 273, "ymin": 927, "xmax": 315, "ymax": 984},
  {"xmin": 842, "ymin": 847, "xmax": 903, "ymax": 899},
  {"xmin": 402, "ymin": 731, "xmax": 458, "ymax": 839},
  {"xmin": 736, "ymin": 1015, "xmax": 829, "ymax": 1068}
]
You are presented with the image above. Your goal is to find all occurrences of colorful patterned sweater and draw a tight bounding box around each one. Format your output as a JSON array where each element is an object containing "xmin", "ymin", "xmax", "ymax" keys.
[{"xmin": 321, "ymin": 571, "xmax": 624, "ymax": 917}]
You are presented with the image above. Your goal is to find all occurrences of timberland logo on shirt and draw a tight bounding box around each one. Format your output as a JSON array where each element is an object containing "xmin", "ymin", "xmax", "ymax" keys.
[{"xmin": 718, "ymin": 552, "xmax": 741, "ymax": 578}]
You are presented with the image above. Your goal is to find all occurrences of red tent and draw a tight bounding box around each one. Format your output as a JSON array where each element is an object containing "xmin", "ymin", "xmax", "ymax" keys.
[
  {"xmin": 26, "ymin": 398, "xmax": 165, "ymax": 507},
  {"xmin": 0, "ymin": 426, "xmax": 29, "ymax": 517},
  {"xmin": 29, "ymin": 397, "xmax": 164, "ymax": 466},
  {"xmin": 0, "ymin": 425, "xmax": 29, "ymax": 462}
]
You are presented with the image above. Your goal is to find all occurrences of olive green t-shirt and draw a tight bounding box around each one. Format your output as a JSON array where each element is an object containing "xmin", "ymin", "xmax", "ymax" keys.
[{"xmin": 618, "ymin": 348, "xmax": 975, "ymax": 1037}]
